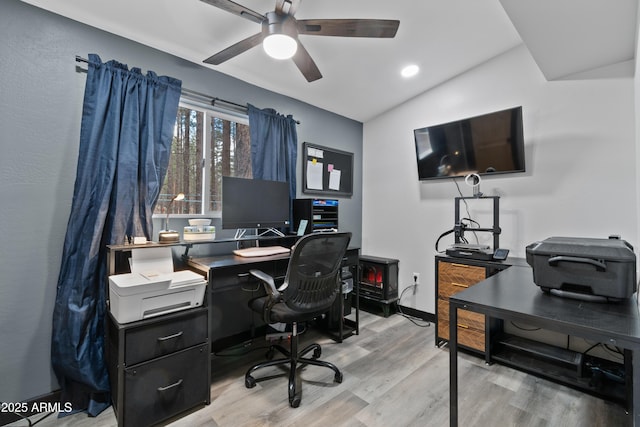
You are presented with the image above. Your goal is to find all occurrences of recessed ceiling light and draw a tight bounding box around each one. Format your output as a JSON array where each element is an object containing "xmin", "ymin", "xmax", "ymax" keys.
[{"xmin": 401, "ymin": 64, "xmax": 420, "ymax": 78}]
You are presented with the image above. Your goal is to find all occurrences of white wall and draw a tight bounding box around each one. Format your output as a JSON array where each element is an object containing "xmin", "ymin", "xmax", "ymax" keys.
[
  {"xmin": 363, "ymin": 44, "xmax": 637, "ymax": 315},
  {"xmin": 635, "ymin": 4, "xmax": 640, "ymax": 255}
]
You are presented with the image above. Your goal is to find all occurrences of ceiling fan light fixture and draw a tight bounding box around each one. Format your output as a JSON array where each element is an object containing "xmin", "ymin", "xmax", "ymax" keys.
[
  {"xmin": 263, "ymin": 33, "xmax": 298, "ymax": 60},
  {"xmin": 202, "ymin": 2, "xmax": 400, "ymax": 82}
]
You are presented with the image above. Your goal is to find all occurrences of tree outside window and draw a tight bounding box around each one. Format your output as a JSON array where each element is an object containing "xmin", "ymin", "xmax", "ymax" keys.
[{"xmin": 154, "ymin": 104, "xmax": 252, "ymax": 215}]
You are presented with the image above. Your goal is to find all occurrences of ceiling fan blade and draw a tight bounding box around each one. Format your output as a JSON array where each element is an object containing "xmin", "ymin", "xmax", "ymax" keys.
[
  {"xmin": 203, "ymin": 32, "xmax": 264, "ymax": 65},
  {"xmin": 292, "ymin": 41, "xmax": 322, "ymax": 82},
  {"xmin": 275, "ymin": 0, "xmax": 301, "ymax": 16},
  {"xmin": 200, "ymin": 0, "xmax": 266, "ymax": 24},
  {"xmin": 297, "ymin": 19, "xmax": 400, "ymax": 38}
]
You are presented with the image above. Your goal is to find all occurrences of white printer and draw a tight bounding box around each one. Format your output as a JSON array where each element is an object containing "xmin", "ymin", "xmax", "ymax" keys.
[{"xmin": 108, "ymin": 247, "xmax": 207, "ymax": 324}]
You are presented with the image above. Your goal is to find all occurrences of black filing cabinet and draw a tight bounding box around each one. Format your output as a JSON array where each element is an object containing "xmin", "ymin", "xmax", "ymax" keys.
[{"xmin": 106, "ymin": 307, "xmax": 210, "ymax": 427}]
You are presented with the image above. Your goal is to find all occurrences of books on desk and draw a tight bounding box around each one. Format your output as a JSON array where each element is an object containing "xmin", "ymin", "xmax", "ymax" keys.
[{"xmin": 233, "ymin": 245, "xmax": 291, "ymax": 257}]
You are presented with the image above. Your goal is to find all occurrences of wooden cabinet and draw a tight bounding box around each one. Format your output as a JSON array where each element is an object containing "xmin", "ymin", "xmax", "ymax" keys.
[
  {"xmin": 437, "ymin": 260, "xmax": 487, "ymax": 352},
  {"xmin": 435, "ymin": 256, "xmax": 515, "ymax": 354},
  {"xmin": 106, "ymin": 307, "xmax": 210, "ymax": 427}
]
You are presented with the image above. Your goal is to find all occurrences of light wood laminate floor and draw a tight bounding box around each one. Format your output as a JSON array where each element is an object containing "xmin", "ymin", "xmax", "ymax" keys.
[{"xmin": 19, "ymin": 310, "xmax": 627, "ymax": 427}]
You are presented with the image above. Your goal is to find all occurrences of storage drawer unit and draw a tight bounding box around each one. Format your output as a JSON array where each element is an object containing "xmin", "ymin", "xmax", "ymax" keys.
[
  {"xmin": 107, "ymin": 307, "xmax": 210, "ymax": 426},
  {"xmin": 437, "ymin": 261, "xmax": 487, "ymax": 351},
  {"xmin": 435, "ymin": 256, "xmax": 514, "ymax": 354}
]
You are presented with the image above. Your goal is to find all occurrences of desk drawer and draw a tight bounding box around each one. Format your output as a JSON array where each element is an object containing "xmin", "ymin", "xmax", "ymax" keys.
[
  {"xmin": 438, "ymin": 262, "xmax": 486, "ymax": 298},
  {"xmin": 437, "ymin": 298, "xmax": 485, "ymax": 352},
  {"xmin": 123, "ymin": 344, "xmax": 209, "ymax": 427},
  {"xmin": 438, "ymin": 318, "xmax": 485, "ymax": 352},
  {"xmin": 125, "ymin": 309, "xmax": 207, "ymax": 366},
  {"xmin": 209, "ymin": 265, "xmax": 259, "ymax": 289},
  {"xmin": 438, "ymin": 298, "xmax": 485, "ymax": 331}
]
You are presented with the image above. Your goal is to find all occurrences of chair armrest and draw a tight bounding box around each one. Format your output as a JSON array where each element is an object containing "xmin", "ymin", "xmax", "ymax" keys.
[{"xmin": 249, "ymin": 269, "xmax": 281, "ymax": 299}]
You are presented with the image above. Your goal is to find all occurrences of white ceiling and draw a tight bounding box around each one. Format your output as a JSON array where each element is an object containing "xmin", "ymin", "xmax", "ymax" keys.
[{"xmin": 19, "ymin": 0, "xmax": 638, "ymax": 122}]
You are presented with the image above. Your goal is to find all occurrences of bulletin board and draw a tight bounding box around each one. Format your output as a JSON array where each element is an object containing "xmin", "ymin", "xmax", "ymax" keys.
[{"xmin": 302, "ymin": 142, "xmax": 353, "ymax": 197}]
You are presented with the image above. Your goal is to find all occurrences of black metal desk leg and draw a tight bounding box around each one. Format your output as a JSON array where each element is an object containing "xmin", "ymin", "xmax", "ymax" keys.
[
  {"xmin": 449, "ymin": 302, "xmax": 459, "ymax": 427},
  {"xmin": 633, "ymin": 348, "xmax": 639, "ymax": 427}
]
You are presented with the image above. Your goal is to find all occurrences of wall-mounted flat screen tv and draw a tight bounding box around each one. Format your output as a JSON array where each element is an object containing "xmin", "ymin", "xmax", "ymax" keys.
[
  {"xmin": 222, "ymin": 176, "xmax": 290, "ymax": 230},
  {"xmin": 413, "ymin": 106, "xmax": 525, "ymax": 180}
]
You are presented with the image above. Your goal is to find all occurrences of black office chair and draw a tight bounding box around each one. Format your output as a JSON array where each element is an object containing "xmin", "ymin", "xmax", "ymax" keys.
[{"xmin": 245, "ymin": 232, "xmax": 352, "ymax": 408}]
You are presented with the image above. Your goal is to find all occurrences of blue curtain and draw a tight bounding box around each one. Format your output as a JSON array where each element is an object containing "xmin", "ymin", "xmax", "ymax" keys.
[
  {"xmin": 51, "ymin": 54, "xmax": 182, "ymax": 416},
  {"xmin": 247, "ymin": 103, "xmax": 298, "ymax": 202}
]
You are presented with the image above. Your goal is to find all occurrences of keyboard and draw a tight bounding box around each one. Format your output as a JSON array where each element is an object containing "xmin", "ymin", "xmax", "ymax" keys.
[{"xmin": 233, "ymin": 246, "xmax": 291, "ymax": 258}]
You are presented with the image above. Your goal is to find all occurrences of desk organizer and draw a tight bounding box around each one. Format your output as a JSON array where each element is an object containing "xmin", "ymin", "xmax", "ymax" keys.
[{"xmin": 183, "ymin": 225, "xmax": 216, "ymax": 241}]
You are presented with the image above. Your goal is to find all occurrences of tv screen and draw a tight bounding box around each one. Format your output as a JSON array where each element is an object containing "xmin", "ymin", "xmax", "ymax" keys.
[
  {"xmin": 413, "ymin": 106, "xmax": 525, "ymax": 180},
  {"xmin": 222, "ymin": 176, "xmax": 290, "ymax": 230}
]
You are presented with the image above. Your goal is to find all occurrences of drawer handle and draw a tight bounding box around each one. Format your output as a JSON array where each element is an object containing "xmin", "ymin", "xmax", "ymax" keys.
[
  {"xmin": 157, "ymin": 331, "xmax": 184, "ymax": 342},
  {"xmin": 457, "ymin": 324, "xmax": 469, "ymax": 329},
  {"xmin": 237, "ymin": 272, "xmax": 250, "ymax": 278},
  {"xmin": 157, "ymin": 379, "xmax": 183, "ymax": 392},
  {"xmin": 452, "ymin": 282, "xmax": 469, "ymax": 288}
]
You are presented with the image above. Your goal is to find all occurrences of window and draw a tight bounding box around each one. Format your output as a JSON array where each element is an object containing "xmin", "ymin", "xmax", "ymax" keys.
[{"xmin": 154, "ymin": 102, "xmax": 252, "ymax": 216}]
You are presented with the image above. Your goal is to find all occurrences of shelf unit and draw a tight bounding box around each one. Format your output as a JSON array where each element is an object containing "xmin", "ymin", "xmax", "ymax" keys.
[
  {"xmin": 293, "ymin": 198, "xmax": 339, "ymax": 234},
  {"xmin": 106, "ymin": 235, "xmax": 296, "ymax": 276},
  {"xmin": 491, "ymin": 334, "xmax": 627, "ymax": 405}
]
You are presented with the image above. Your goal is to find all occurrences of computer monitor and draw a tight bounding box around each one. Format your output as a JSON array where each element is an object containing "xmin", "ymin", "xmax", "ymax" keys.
[{"xmin": 221, "ymin": 176, "xmax": 290, "ymax": 235}]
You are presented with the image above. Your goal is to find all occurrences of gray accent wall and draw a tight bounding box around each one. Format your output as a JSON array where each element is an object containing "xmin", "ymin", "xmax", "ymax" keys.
[{"xmin": 0, "ymin": 0, "xmax": 362, "ymax": 403}]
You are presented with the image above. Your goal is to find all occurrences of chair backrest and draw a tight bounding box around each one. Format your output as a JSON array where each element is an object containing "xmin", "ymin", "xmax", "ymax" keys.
[{"xmin": 281, "ymin": 232, "xmax": 352, "ymax": 313}]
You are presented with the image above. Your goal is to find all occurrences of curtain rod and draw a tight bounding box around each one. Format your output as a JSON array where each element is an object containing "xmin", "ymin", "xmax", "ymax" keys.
[{"xmin": 75, "ymin": 56, "xmax": 300, "ymax": 124}]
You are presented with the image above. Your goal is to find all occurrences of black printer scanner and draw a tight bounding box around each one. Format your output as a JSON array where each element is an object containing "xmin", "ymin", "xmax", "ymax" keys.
[{"xmin": 526, "ymin": 236, "xmax": 637, "ymax": 302}]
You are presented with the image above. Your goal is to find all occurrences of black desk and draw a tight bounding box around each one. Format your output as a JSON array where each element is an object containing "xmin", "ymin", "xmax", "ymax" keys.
[
  {"xmin": 188, "ymin": 247, "xmax": 360, "ymax": 350},
  {"xmin": 449, "ymin": 265, "xmax": 640, "ymax": 427}
]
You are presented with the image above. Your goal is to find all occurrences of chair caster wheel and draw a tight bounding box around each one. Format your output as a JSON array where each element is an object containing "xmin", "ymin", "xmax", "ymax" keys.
[
  {"xmin": 290, "ymin": 396, "xmax": 301, "ymax": 408},
  {"xmin": 334, "ymin": 372, "xmax": 343, "ymax": 383},
  {"xmin": 245, "ymin": 375, "xmax": 256, "ymax": 388},
  {"xmin": 312, "ymin": 348, "xmax": 321, "ymax": 359}
]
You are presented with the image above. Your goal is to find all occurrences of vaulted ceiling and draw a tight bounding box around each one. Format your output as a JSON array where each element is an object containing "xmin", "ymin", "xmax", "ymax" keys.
[{"xmin": 20, "ymin": 0, "xmax": 638, "ymax": 122}]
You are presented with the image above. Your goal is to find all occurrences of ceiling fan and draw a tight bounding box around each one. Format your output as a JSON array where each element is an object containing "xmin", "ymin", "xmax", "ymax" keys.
[{"xmin": 200, "ymin": 0, "xmax": 400, "ymax": 82}]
